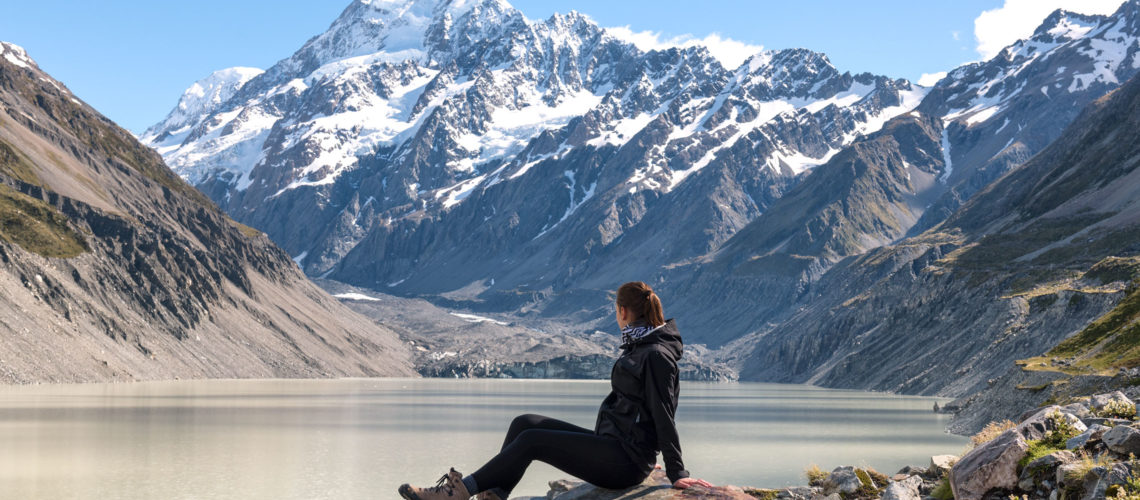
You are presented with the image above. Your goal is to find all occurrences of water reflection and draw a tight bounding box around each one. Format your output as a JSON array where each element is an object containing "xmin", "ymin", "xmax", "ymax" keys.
[{"xmin": 0, "ymin": 378, "xmax": 966, "ymax": 499}]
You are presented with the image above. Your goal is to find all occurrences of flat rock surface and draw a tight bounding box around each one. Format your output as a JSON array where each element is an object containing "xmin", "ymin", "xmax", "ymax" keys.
[{"xmin": 526, "ymin": 470, "xmax": 756, "ymax": 500}]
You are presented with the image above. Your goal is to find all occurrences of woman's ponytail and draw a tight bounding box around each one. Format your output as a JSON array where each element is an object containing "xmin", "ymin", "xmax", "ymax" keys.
[
  {"xmin": 644, "ymin": 290, "xmax": 665, "ymax": 327},
  {"xmin": 616, "ymin": 281, "xmax": 665, "ymax": 327}
]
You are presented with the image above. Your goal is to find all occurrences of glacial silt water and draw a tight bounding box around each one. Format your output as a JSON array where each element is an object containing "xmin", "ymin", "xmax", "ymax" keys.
[{"xmin": 0, "ymin": 378, "xmax": 967, "ymax": 499}]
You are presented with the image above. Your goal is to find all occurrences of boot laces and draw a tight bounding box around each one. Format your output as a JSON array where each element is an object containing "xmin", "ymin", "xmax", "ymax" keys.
[{"xmin": 430, "ymin": 471, "xmax": 458, "ymax": 496}]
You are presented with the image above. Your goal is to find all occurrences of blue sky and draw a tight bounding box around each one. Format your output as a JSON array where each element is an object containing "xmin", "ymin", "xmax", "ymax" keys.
[{"xmin": 0, "ymin": 0, "xmax": 1126, "ymax": 133}]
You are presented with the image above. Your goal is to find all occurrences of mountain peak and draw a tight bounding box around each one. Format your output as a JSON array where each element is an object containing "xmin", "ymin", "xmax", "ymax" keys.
[
  {"xmin": 299, "ymin": 0, "xmax": 521, "ymax": 65},
  {"xmin": 142, "ymin": 67, "xmax": 264, "ymax": 141},
  {"xmin": 1030, "ymin": 9, "xmax": 1105, "ymax": 43},
  {"xmin": 0, "ymin": 41, "xmax": 35, "ymax": 69},
  {"xmin": 350, "ymin": 0, "xmax": 515, "ymax": 27},
  {"xmin": 356, "ymin": 0, "xmax": 512, "ymax": 12}
]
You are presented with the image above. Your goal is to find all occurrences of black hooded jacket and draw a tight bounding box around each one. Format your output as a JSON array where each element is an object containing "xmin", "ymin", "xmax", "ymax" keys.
[{"xmin": 593, "ymin": 318, "xmax": 690, "ymax": 484}]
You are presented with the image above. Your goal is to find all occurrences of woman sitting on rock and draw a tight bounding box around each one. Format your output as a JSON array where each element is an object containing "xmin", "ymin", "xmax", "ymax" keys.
[{"xmin": 398, "ymin": 281, "xmax": 713, "ymax": 499}]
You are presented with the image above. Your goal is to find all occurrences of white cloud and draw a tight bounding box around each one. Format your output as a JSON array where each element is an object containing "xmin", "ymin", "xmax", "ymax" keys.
[
  {"xmin": 606, "ymin": 26, "xmax": 764, "ymax": 69},
  {"xmin": 917, "ymin": 72, "xmax": 948, "ymax": 87},
  {"xmin": 973, "ymin": 0, "xmax": 1126, "ymax": 60}
]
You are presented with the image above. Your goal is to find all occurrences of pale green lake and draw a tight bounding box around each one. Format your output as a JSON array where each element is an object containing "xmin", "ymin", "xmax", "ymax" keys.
[{"xmin": 0, "ymin": 378, "xmax": 967, "ymax": 499}]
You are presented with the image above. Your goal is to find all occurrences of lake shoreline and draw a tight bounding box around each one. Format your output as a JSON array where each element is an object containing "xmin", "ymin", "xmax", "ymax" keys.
[{"xmin": 0, "ymin": 378, "xmax": 965, "ymax": 499}]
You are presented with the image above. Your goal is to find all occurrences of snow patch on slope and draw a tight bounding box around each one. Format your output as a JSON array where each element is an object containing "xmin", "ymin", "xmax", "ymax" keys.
[
  {"xmin": 0, "ymin": 42, "xmax": 33, "ymax": 69},
  {"xmin": 142, "ymin": 67, "xmax": 264, "ymax": 141},
  {"xmin": 449, "ymin": 312, "xmax": 508, "ymax": 325},
  {"xmin": 939, "ymin": 125, "xmax": 954, "ymax": 184}
]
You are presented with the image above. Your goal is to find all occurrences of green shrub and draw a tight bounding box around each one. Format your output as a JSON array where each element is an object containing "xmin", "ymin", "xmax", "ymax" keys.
[
  {"xmin": 932, "ymin": 476, "xmax": 954, "ymax": 500},
  {"xmin": 1096, "ymin": 400, "xmax": 1137, "ymax": 420},
  {"xmin": 1019, "ymin": 411, "xmax": 1082, "ymax": 468}
]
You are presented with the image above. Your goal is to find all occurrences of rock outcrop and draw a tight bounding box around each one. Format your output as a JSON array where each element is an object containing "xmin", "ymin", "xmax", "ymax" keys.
[{"xmin": 0, "ymin": 42, "xmax": 416, "ymax": 383}]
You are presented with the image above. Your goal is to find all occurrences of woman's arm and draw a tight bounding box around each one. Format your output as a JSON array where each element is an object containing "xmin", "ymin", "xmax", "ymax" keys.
[{"xmin": 643, "ymin": 351, "xmax": 689, "ymax": 484}]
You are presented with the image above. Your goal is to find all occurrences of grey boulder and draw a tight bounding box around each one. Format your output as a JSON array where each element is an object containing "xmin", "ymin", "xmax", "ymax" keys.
[
  {"xmin": 1061, "ymin": 402, "xmax": 1093, "ymax": 419},
  {"xmin": 1103, "ymin": 425, "xmax": 1140, "ymax": 456},
  {"xmin": 929, "ymin": 455, "xmax": 958, "ymax": 477},
  {"xmin": 881, "ymin": 475, "xmax": 923, "ymax": 500},
  {"xmin": 949, "ymin": 429, "xmax": 1028, "ymax": 500},
  {"xmin": 1067, "ymin": 424, "xmax": 1111, "ymax": 450},
  {"xmin": 774, "ymin": 486, "xmax": 819, "ymax": 500},
  {"xmin": 823, "ymin": 467, "xmax": 864, "ymax": 496},
  {"xmin": 1018, "ymin": 406, "xmax": 1087, "ymax": 440},
  {"xmin": 1077, "ymin": 463, "xmax": 1133, "ymax": 500}
]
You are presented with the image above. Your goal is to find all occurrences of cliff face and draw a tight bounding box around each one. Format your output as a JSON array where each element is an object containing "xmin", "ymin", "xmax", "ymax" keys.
[
  {"xmin": 658, "ymin": 113, "xmax": 949, "ymax": 347},
  {"xmin": 0, "ymin": 42, "xmax": 416, "ymax": 383},
  {"xmin": 724, "ymin": 71, "xmax": 1140, "ymax": 398}
]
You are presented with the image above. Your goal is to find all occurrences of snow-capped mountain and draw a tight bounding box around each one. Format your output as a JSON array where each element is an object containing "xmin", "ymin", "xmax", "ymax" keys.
[
  {"xmin": 660, "ymin": 2, "xmax": 1140, "ymax": 346},
  {"xmin": 143, "ymin": 0, "xmax": 923, "ymax": 289},
  {"xmin": 144, "ymin": 67, "xmax": 263, "ymax": 164},
  {"xmin": 145, "ymin": 0, "xmax": 1140, "ymax": 348},
  {"xmin": 912, "ymin": 4, "xmax": 1140, "ymax": 232}
]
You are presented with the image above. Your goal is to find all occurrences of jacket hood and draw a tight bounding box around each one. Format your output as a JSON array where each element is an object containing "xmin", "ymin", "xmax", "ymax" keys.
[{"xmin": 627, "ymin": 318, "xmax": 683, "ymax": 361}]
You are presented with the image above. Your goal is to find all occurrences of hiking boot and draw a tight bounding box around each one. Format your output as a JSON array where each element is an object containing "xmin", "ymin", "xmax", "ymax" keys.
[
  {"xmin": 475, "ymin": 490, "xmax": 503, "ymax": 500},
  {"xmin": 398, "ymin": 468, "xmax": 471, "ymax": 500}
]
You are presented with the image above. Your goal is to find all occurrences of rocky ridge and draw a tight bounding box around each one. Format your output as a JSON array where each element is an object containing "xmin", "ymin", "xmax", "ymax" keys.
[{"xmin": 0, "ymin": 42, "xmax": 416, "ymax": 383}]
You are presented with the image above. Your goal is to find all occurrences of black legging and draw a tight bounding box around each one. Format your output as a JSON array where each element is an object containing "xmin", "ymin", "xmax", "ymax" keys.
[{"xmin": 468, "ymin": 414, "xmax": 652, "ymax": 496}]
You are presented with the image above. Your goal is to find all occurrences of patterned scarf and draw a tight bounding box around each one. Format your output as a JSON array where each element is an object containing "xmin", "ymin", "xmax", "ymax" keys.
[{"xmin": 620, "ymin": 322, "xmax": 662, "ymax": 349}]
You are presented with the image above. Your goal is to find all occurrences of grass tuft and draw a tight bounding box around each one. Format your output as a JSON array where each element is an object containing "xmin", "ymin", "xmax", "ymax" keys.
[
  {"xmin": 805, "ymin": 463, "xmax": 828, "ymax": 487},
  {"xmin": 973, "ymin": 420, "xmax": 1016, "ymax": 447}
]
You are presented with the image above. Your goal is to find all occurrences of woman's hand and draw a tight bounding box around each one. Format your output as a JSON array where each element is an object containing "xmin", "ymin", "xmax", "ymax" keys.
[{"xmin": 672, "ymin": 477, "xmax": 713, "ymax": 489}]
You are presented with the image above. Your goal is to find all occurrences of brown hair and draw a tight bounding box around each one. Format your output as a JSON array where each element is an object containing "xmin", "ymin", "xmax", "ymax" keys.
[{"xmin": 616, "ymin": 281, "xmax": 665, "ymax": 327}]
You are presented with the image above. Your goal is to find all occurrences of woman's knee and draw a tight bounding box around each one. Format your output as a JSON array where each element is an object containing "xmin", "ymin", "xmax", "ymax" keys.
[
  {"xmin": 509, "ymin": 413, "xmax": 544, "ymax": 432},
  {"xmin": 504, "ymin": 428, "xmax": 565, "ymax": 458}
]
